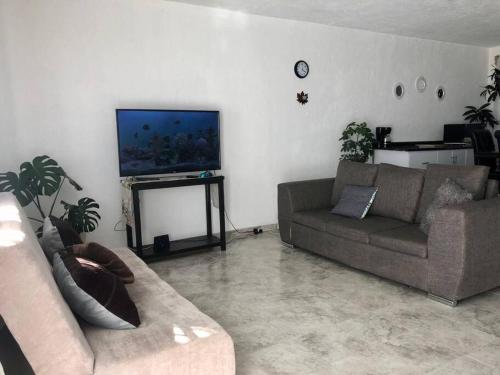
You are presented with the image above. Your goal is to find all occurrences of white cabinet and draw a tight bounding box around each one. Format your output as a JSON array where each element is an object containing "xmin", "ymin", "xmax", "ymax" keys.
[{"xmin": 373, "ymin": 148, "xmax": 474, "ymax": 169}]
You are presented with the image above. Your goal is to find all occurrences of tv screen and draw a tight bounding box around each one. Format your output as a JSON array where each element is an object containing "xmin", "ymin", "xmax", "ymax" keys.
[{"xmin": 116, "ymin": 109, "xmax": 220, "ymax": 177}]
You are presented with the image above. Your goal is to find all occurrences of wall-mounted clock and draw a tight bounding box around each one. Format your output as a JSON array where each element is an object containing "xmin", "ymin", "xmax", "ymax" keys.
[{"xmin": 294, "ymin": 60, "xmax": 309, "ymax": 78}]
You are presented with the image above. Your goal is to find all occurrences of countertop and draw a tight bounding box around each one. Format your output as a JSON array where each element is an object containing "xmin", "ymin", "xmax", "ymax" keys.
[{"xmin": 374, "ymin": 141, "xmax": 473, "ymax": 152}]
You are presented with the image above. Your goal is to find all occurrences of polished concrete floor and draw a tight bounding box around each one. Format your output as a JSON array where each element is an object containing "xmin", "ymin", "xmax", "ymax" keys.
[{"xmin": 150, "ymin": 232, "xmax": 500, "ymax": 375}]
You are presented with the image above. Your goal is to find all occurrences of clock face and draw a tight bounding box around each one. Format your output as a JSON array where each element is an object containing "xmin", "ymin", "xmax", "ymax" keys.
[{"xmin": 294, "ymin": 60, "xmax": 309, "ymax": 78}]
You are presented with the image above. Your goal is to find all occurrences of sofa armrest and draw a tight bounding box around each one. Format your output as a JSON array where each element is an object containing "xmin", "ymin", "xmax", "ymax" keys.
[
  {"xmin": 277, "ymin": 178, "xmax": 334, "ymax": 243},
  {"xmin": 427, "ymin": 197, "xmax": 500, "ymax": 302}
]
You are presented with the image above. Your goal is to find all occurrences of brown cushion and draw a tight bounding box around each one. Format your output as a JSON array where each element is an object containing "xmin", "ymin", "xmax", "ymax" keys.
[
  {"xmin": 369, "ymin": 225, "xmax": 428, "ymax": 258},
  {"xmin": 72, "ymin": 242, "xmax": 135, "ymax": 284},
  {"xmin": 331, "ymin": 160, "xmax": 379, "ymax": 205},
  {"xmin": 370, "ymin": 164, "xmax": 425, "ymax": 223},
  {"xmin": 416, "ymin": 164, "xmax": 489, "ymax": 222},
  {"xmin": 51, "ymin": 217, "xmax": 83, "ymax": 246},
  {"xmin": 53, "ymin": 250, "xmax": 140, "ymax": 329},
  {"xmin": 40, "ymin": 217, "xmax": 83, "ymax": 263},
  {"xmin": 325, "ymin": 215, "xmax": 407, "ymax": 243}
]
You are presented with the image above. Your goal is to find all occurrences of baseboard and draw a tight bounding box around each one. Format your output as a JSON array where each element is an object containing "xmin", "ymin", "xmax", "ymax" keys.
[{"xmin": 223, "ymin": 223, "xmax": 278, "ymax": 240}]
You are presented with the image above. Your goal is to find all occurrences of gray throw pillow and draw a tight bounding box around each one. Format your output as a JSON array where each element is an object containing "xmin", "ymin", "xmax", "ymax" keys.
[
  {"xmin": 331, "ymin": 185, "xmax": 378, "ymax": 219},
  {"xmin": 331, "ymin": 160, "xmax": 379, "ymax": 206},
  {"xmin": 419, "ymin": 178, "xmax": 473, "ymax": 235}
]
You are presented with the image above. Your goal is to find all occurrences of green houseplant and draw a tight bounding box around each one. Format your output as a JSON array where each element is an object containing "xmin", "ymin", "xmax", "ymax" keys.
[
  {"xmin": 480, "ymin": 65, "xmax": 500, "ymax": 103},
  {"xmin": 463, "ymin": 103, "xmax": 498, "ymax": 128},
  {"xmin": 339, "ymin": 122, "xmax": 375, "ymax": 163},
  {"xmin": 0, "ymin": 155, "xmax": 101, "ymax": 233}
]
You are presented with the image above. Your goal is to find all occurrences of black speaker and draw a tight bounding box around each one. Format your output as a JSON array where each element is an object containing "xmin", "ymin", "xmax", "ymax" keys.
[{"xmin": 154, "ymin": 234, "xmax": 170, "ymax": 253}]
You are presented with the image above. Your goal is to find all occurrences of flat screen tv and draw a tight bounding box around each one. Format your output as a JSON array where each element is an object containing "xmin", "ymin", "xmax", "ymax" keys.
[{"xmin": 116, "ymin": 109, "xmax": 221, "ymax": 177}]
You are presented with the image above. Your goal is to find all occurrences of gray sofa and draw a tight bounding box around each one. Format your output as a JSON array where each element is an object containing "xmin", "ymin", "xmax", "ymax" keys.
[
  {"xmin": 0, "ymin": 193, "xmax": 235, "ymax": 375},
  {"xmin": 278, "ymin": 161, "xmax": 500, "ymax": 306}
]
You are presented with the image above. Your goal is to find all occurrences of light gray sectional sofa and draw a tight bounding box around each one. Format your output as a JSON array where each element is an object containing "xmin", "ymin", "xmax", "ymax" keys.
[
  {"xmin": 278, "ymin": 161, "xmax": 500, "ymax": 306},
  {"xmin": 0, "ymin": 193, "xmax": 235, "ymax": 375}
]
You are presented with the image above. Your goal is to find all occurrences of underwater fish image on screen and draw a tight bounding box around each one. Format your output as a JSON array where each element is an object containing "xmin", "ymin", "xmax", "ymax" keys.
[{"xmin": 116, "ymin": 110, "xmax": 220, "ymax": 176}]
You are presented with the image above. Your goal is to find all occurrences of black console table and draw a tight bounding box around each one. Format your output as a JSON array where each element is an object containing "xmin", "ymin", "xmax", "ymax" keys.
[{"xmin": 125, "ymin": 176, "xmax": 225, "ymax": 262}]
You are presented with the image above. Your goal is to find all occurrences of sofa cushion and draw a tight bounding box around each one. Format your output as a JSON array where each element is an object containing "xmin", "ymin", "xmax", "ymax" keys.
[
  {"xmin": 0, "ymin": 194, "xmax": 94, "ymax": 375},
  {"xmin": 72, "ymin": 242, "xmax": 135, "ymax": 284},
  {"xmin": 370, "ymin": 163, "xmax": 425, "ymax": 223},
  {"xmin": 83, "ymin": 247, "xmax": 235, "ymax": 375},
  {"xmin": 370, "ymin": 225, "xmax": 428, "ymax": 258},
  {"xmin": 416, "ymin": 164, "xmax": 489, "ymax": 222},
  {"xmin": 331, "ymin": 160, "xmax": 379, "ymax": 205},
  {"xmin": 326, "ymin": 215, "xmax": 407, "ymax": 243},
  {"xmin": 292, "ymin": 209, "xmax": 334, "ymax": 232},
  {"xmin": 419, "ymin": 178, "xmax": 473, "ymax": 235},
  {"xmin": 331, "ymin": 185, "xmax": 378, "ymax": 219},
  {"xmin": 53, "ymin": 250, "xmax": 140, "ymax": 329}
]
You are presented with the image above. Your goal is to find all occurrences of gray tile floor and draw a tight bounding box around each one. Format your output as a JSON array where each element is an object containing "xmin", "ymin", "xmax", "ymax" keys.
[{"xmin": 150, "ymin": 232, "xmax": 500, "ymax": 375}]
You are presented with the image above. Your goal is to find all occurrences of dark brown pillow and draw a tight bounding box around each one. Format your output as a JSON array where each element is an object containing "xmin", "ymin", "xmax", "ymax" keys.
[
  {"xmin": 51, "ymin": 217, "xmax": 83, "ymax": 246},
  {"xmin": 71, "ymin": 242, "xmax": 134, "ymax": 284},
  {"xmin": 40, "ymin": 217, "xmax": 83, "ymax": 263},
  {"xmin": 53, "ymin": 250, "xmax": 140, "ymax": 329}
]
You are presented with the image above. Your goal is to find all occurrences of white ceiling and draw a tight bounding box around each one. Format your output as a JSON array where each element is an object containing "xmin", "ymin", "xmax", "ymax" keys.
[{"xmin": 169, "ymin": 0, "xmax": 500, "ymax": 47}]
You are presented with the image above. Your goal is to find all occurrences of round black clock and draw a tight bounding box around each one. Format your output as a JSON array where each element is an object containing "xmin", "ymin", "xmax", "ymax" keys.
[{"xmin": 294, "ymin": 60, "xmax": 309, "ymax": 78}]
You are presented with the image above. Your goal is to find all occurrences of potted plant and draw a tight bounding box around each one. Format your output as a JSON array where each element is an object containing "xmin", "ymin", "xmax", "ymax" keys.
[
  {"xmin": 480, "ymin": 65, "xmax": 500, "ymax": 103},
  {"xmin": 0, "ymin": 155, "xmax": 101, "ymax": 234},
  {"xmin": 463, "ymin": 103, "xmax": 498, "ymax": 128},
  {"xmin": 339, "ymin": 122, "xmax": 375, "ymax": 162}
]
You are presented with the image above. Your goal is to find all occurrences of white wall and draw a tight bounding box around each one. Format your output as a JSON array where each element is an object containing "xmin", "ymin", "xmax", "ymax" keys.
[
  {"xmin": 488, "ymin": 46, "xmax": 500, "ymax": 123},
  {"xmin": 0, "ymin": 0, "xmax": 488, "ymax": 246}
]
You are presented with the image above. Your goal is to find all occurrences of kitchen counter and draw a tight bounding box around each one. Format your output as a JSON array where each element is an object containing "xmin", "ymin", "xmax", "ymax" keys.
[
  {"xmin": 375, "ymin": 141, "xmax": 473, "ymax": 152},
  {"xmin": 373, "ymin": 142, "xmax": 474, "ymax": 169}
]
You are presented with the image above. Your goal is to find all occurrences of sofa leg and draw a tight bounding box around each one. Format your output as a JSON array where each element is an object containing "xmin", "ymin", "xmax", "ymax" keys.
[
  {"xmin": 281, "ymin": 241, "xmax": 295, "ymax": 249},
  {"xmin": 427, "ymin": 293, "xmax": 458, "ymax": 307}
]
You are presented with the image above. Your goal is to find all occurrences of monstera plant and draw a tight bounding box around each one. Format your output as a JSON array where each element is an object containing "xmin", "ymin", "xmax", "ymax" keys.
[{"xmin": 0, "ymin": 155, "xmax": 101, "ymax": 233}]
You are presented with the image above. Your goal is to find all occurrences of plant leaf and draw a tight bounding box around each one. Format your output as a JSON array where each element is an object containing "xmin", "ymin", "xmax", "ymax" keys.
[
  {"xmin": 20, "ymin": 155, "xmax": 63, "ymax": 196},
  {"xmin": 0, "ymin": 171, "xmax": 35, "ymax": 206},
  {"xmin": 63, "ymin": 197, "xmax": 101, "ymax": 233}
]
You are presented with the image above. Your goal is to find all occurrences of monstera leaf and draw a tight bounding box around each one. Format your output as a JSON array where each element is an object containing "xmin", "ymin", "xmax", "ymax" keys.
[
  {"xmin": 62, "ymin": 197, "xmax": 101, "ymax": 233},
  {"xmin": 20, "ymin": 155, "xmax": 64, "ymax": 196},
  {"xmin": 0, "ymin": 171, "xmax": 35, "ymax": 206}
]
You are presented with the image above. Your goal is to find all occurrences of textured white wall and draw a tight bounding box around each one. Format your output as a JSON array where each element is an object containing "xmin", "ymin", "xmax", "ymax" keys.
[
  {"xmin": 0, "ymin": 0, "xmax": 488, "ymax": 246},
  {"xmin": 488, "ymin": 46, "xmax": 500, "ymax": 122}
]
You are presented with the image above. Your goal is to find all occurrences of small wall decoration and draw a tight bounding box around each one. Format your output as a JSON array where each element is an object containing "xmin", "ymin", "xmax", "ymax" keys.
[
  {"xmin": 394, "ymin": 83, "xmax": 405, "ymax": 99},
  {"xmin": 297, "ymin": 91, "xmax": 309, "ymax": 105},
  {"xmin": 415, "ymin": 76, "xmax": 427, "ymax": 92},
  {"xmin": 436, "ymin": 86, "xmax": 445, "ymax": 101}
]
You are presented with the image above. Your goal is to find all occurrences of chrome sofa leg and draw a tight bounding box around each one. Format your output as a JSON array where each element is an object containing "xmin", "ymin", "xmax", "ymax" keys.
[
  {"xmin": 427, "ymin": 293, "xmax": 458, "ymax": 307},
  {"xmin": 281, "ymin": 241, "xmax": 295, "ymax": 248}
]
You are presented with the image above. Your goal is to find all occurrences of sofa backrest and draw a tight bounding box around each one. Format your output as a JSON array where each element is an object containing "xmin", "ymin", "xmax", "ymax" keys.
[
  {"xmin": 370, "ymin": 163, "xmax": 425, "ymax": 223},
  {"xmin": 331, "ymin": 160, "xmax": 379, "ymax": 205},
  {"xmin": 415, "ymin": 164, "xmax": 490, "ymax": 223},
  {"xmin": 0, "ymin": 193, "xmax": 94, "ymax": 375}
]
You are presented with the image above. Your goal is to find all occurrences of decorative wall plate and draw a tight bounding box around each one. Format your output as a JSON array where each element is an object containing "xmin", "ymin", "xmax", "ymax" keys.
[
  {"xmin": 394, "ymin": 82, "xmax": 405, "ymax": 99},
  {"xmin": 436, "ymin": 86, "xmax": 445, "ymax": 100},
  {"xmin": 415, "ymin": 76, "xmax": 427, "ymax": 92}
]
